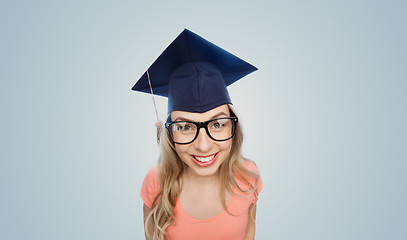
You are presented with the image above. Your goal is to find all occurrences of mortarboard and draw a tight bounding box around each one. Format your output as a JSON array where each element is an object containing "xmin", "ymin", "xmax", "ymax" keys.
[{"xmin": 132, "ymin": 29, "xmax": 257, "ymax": 114}]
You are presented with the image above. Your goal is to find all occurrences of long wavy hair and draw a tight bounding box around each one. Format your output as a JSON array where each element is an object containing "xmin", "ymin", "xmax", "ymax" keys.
[{"xmin": 144, "ymin": 105, "xmax": 260, "ymax": 240}]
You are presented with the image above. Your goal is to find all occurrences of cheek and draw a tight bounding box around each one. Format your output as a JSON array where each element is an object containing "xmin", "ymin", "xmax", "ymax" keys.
[
  {"xmin": 218, "ymin": 139, "xmax": 233, "ymax": 153},
  {"xmin": 174, "ymin": 144, "xmax": 189, "ymax": 156}
]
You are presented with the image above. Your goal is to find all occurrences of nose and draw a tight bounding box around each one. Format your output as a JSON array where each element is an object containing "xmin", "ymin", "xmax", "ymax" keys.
[{"xmin": 194, "ymin": 128, "xmax": 212, "ymax": 152}]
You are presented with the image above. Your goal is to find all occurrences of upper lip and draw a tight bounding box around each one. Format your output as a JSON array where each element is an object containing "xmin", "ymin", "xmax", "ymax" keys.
[{"xmin": 192, "ymin": 152, "xmax": 218, "ymax": 158}]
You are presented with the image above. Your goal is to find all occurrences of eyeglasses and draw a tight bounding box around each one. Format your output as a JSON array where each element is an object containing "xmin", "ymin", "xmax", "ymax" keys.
[{"xmin": 165, "ymin": 117, "xmax": 238, "ymax": 144}]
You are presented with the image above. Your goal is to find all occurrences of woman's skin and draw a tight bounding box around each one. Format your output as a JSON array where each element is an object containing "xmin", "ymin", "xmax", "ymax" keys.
[{"xmin": 143, "ymin": 104, "xmax": 257, "ymax": 239}]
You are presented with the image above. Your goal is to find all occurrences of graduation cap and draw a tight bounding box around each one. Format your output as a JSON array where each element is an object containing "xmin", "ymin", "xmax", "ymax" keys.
[{"xmin": 132, "ymin": 29, "xmax": 257, "ymax": 115}]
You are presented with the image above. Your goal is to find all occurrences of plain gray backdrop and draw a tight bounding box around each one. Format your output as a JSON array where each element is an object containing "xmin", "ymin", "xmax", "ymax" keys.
[{"xmin": 1, "ymin": 0, "xmax": 406, "ymax": 239}]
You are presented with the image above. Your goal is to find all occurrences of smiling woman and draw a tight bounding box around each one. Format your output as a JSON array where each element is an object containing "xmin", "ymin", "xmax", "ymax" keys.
[
  {"xmin": 170, "ymin": 105, "xmax": 235, "ymax": 176},
  {"xmin": 133, "ymin": 29, "xmax": 262, "ymax": 240}
]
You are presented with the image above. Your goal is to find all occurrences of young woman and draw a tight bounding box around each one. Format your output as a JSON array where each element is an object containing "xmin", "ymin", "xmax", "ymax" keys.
[{"xmin": 133, "ymin": 29, "xmax": 262, "ymax": 240}]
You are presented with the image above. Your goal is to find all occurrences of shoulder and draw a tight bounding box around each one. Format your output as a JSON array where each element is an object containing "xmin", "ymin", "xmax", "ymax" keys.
[
  {"xmin": 237, "ymin": 158, "xmax": 263, "ymax": 201},
  {"xmin": 145, "ymin": 165, "xmax": 158, "ymax": 179},
  {"xmin": 242, "ymin": 158, "xmax": 260, "ymax": 173},
  {"xmin": 140, "ymin": 165, "xmax": 161, "ymax": 208},
  {"xmin": 233, "ymin": 158, "xmax": 261, "ymax": 186},
  {"xmin": 141, "ymin": 165, "xmax": 159, "ymax": 187}
]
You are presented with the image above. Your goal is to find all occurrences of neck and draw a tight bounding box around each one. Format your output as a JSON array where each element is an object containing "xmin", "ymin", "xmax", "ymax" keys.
[{"xmin": 184, "ymin": 169, "xmax": 221, "ymax": 186}]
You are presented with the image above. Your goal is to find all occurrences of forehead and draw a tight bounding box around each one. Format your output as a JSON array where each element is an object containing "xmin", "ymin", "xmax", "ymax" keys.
[{"xmin": 171, "ymin": 104, "xmax": 230, "ymax": 122}]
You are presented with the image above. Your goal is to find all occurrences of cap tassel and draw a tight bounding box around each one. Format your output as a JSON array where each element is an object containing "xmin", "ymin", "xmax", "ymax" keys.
[
  {"xmin": 155, "ymin": 120, "xmax": 163, "ymax": 144},
  {"xmin": 146, "ymin": 70, "xmax": 162, "ymax": 144}
]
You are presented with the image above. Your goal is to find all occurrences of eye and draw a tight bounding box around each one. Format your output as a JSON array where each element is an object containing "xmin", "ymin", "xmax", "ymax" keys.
[
  {"xmin": 213, "ymin": 122, "xmax": 222, "ymax": 129},
  {"xmin": 172, "ymin": 122, "xmax": 195, "ymax": 132},
  {"xmin": 181, "ymin": 124, "xmax": 192, "ymax": 131},
  {"xmin": 210, "ymin": 119, "xmax": 228, "ymax": 131}
]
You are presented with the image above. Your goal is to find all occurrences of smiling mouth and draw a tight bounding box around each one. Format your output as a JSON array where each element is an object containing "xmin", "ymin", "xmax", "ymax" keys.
[
  {"xmin": 190, "ymin": 152, "xmax": 219, "ymax": 167},
  {"xmin": 193, "ymin": 154, "xmax": 216, "ymax": 162}
]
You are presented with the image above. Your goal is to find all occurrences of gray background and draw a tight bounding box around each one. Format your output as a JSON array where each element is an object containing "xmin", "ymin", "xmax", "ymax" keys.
[{"xmin": 1, "ymin": 0, "xmax": 406, "ymax": 239}]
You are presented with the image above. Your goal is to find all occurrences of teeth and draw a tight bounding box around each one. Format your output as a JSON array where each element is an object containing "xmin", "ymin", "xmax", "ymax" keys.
[{"xmin": 194, "ymin": 154, "xmax": 215, "ymax": 162}]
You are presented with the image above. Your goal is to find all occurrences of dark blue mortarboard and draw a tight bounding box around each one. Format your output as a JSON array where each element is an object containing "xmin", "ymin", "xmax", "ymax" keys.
[{"xmin": 132, "ymin": 29, "xmax": 257, "ymax": 114}]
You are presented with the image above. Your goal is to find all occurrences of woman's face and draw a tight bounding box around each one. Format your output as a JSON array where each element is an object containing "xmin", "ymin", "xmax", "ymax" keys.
[{"xmin": 170, "ymin": 104, "xmax": 233, "ymax": 177}]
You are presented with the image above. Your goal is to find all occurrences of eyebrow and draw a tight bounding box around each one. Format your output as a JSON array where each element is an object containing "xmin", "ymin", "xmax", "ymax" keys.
[{"xmin": 173, "ymin": 111, "xmax": 229, "ymax": 122}]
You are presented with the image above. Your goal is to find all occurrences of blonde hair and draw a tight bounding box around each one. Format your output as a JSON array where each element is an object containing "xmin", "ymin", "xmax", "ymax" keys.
[{"xmin": 144, "ymin": 106, "xmax": 260, "ymax": 240}]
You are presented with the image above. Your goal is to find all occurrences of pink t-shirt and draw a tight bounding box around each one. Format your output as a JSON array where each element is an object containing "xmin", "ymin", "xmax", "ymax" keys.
[{"xmin": 140, "ymin": 161, "xmax": 263, "ymax": 240}]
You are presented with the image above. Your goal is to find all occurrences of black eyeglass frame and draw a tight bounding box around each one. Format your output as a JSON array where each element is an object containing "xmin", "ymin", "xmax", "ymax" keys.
[{"xmin": 165, "ymin": 117, "xmax": 238, "ymax": 145}]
